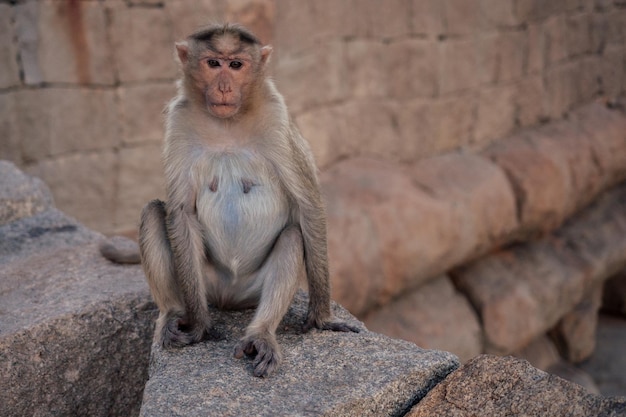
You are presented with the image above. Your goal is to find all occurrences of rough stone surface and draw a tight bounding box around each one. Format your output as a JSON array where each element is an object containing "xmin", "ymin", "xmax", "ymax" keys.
[
  {"xmin": 407, "ymin": 355, "xmax": 626, "ymax": 417},
  {"xmin": 551, "ymin": 283, "xmax": 603, "ymax": 363},
  {"xmin": 323, "ymin": 155, "xmax": 519, "ymax": 316},
  {"xmin": 364, "ymin": 276, "xmax": 483, "ymax": 363},
  {"xmin": 0, "ymin": 182, "xmax": 156, "ymax": 417},
  {"xmin": 0, "ymin": 160, "xmax": 53, "ymax": 226},
  {"xmin": 140, "ymin": 291, "xmax": 460, "ymax": 417},
  {"xmin": 0, "ymin": 208, "xmax": 155, "ymax": 417},
  {"xmin": 579, "ymin": 315, "xmax": 626, "ymax": 397},
  {"xmin": 0, "ymin": 4, "xmax": 20, "ymax": 89},
  {"xmin": 452, "ymin": 182, "xmax": 626, "ymax": 354}
]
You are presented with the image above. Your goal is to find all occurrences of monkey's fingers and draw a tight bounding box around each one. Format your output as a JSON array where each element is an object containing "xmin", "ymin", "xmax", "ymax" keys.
[
  {"xmin": 234, "ymin": 335, "xmax": 281, "ymax": 377},
  {"xmin": 233, "ymin": 339, "xmax": 256, "ymax": 359},
  {"xmin": 251, "ymin": 339, "xmax": 281, "ymax": 378}
]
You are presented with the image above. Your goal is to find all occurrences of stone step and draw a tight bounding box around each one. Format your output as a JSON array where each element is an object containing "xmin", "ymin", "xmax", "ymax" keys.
[
  {"xmin": 140, "ymin": 291, "xmax": 459, "ymax": 417},
  {"xmin": 0, "ymin": 162, "xmax": 155, "ymax": 417}
]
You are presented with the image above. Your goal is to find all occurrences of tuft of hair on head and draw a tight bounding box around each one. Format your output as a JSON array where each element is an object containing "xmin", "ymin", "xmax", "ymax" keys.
[{"xmin": 188, "ymin": 22, "xmax": 261, "ymax": 46}]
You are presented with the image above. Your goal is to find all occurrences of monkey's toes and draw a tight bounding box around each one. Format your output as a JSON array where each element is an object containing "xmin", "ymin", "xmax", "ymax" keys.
[
  {"xmin": 251, "ymin": 340, "xmax": 280, "ymax": 378},
  {"xmin": 303, "ymin": 317, "xmax": 361, "ymax": 333},
  {"xmin": 322, "ymin": 320, "xmax": 361, "ymax": 333},
  {"xmin": 234, "ymin": 336, "xmax": 281, "ymax": 377}
]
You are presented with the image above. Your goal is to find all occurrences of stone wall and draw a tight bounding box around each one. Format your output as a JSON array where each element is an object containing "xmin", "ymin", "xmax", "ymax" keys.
[{"xmin": 1, "ymin": 0, "xmax": 624, "ymax": 234}]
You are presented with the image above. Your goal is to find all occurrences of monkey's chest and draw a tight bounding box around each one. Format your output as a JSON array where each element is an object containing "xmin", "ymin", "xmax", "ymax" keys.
[{"xmin": 194, "ymin": 155, "xmax": 289, "ymax": 273}]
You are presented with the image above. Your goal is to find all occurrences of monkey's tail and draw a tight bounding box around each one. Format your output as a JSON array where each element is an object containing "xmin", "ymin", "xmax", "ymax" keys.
[{"xmin": 99, "ymin": 236, "xmax": 141, "ymax": 264}]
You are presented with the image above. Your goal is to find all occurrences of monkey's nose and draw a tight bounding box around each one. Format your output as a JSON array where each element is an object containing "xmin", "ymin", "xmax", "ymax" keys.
[{"xmin": 218, "ymin": 82, "xmax": 231, "ymax": 93}]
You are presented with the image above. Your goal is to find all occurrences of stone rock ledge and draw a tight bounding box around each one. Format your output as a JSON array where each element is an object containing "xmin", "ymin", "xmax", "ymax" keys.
[
  {"xmin": 452, "ymin": 181, "xmax": 626, "ymax": 356},
  {"xmin": 407, "ymin": 355, "xmax": 626, "ymax": 417},
  {"xmin": 325, "ymin": 102, "xmax": 626, "ymax": 316},
  {"xmin": 140, "ymin": 291, "xmax": 459, "ymax": 417},
  {"xmin": 0, "ymin": 161, "xmax": 156, "ymax": 417}
]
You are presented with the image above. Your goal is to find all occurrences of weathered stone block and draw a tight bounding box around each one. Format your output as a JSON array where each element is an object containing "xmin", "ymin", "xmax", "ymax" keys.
[
  {"xmin": 117, "ymin": 83, "xmax": 175, "ymax": 145},
  {"xmin": 479, "ymin": 0, "xmax": 519, "ymax": 27},
  {"xmin": 323, "ymin": 158, "xmax": 455, "ymax": 314},
  {"xmin": 515, "ymin": 75, "xmax": 545, "ymax": 127},
  {"xmin": 345, "ymin": 40, "xmax": 390, "ymax": 99},
  {"xmin": 452, "ymin": 183, "xmax": 626, "ymax": 354},
  {"xmin": 409, "ymin": 152, "xmax": 518, "ymax": 253},
  {"xmin": 432, "ymin": 93, "xmax": 475, "ymax": 152},
  {"xmin": 386, "ymin": 39, "xmax": 438, "ymax": 99},
  {"xmin": 364, "ymin": 276, "xmax": 483, "ymax": 362},
  {"xmin": 323, "ymin": 154, "xmax": 517, "ymax": 315},
  {"xmin": 274, "ymin": 41, "xmax": 348, "ymax": 115},
  {"xmin": 0, "ymin": 160, "xmax": 53, "ymax": 226},
  {"xmin": 298, "ymin": 100, "xmax": 397, "ymax": 166},
  {"xmin": 513, "ymin": 334, "xmax": 561, "ymax": 371},
  {"xmin": 526, "ymin": 22, "xmax": 545, "ymax": 73},
  {"xmin": 0, "ymin": 5, "xmax": 20, "ymax": 89},
  {"xmin": 225, "ymin": 0, "xmax": 275, "ymax": 45},
  {"xmin": 565, "ymin": 12, "xmax": 592, "ymax": 57},
  {"xmin": 497, "ymin": 30, "xmax": 527, "ymax": 82},
  {"xmin": 407, "ymin": 355, "xmax": 626, "ymax": 417},
  {"xmin": 473, "ymin": 85, "xmax": 516, "ymax": 148},
  {"xmin": 349, "ymin": 0, "xmax": 413, "ymax": 39},
  {"xmin": 442, "ymin": 0, "xmax": 481, "ymax": 35},
  {"xmin": 140, "ymin": 291, "xmax": 459, "ymax": 417},
  {"xmin": 486, "ymin": 134, "xmax": 570, "ymax": 234},
  {"xmin": 439, "ymin": 39, "xmax": 479, "ymax": 94},
  {"xmin": 0, "ymin": 92, "xmax": 20, "ymax": 163},
  {"xmin": 544, "ymin": 15, "xmax": 569, "ymax": 65},
  {"xmin": 514, "ymin": 0, "xmax": 561, "ymax": 22},
  {"xmin": 108, "ymin": 2, "xmax": 176, "ymax": 83},
  {"xmin": 544, "ymin": 62, "xmax": 579, "ymax": 119},
  {"xmin": 294, "ymin": 106, "xmax": 351, "ymax": 169},
  {"xmin": 114, "ymin": 144, "xmax": 166, "ymax": 234},
  {"xmin": 14, "ymin": 0, "xmax": 114, "ymax": 85},
  {"xmin": 551, "ymin": 284, "xmax": 603, "ymax": 363},
  {"xmin": 391, "ymin": 99, "xmax": 438, "ymax": 161},
  {"xmin": 600, "ymin": 45, "xmax": 625, "ymax": 98},
  {"xmin": 410, "ymin": 0, "xmax": 445, "ymax": 36},
  {"xmin": 0, "ymin": 205, "xmax": 155, "ymax": 417},
  {"xmin": 25, "ymin": 151, "xmax": 117, "ymax": 233},
  {"xmin": 570, "ymin": 103, "xmax": 626, "ymax": 189},
  {"xmin": 166, "ymin": 0, "xmax": 227, "ymax": 40},
  {"xmin": 15, "ymin": 89, "xmax": 120, "ymax": 163}
]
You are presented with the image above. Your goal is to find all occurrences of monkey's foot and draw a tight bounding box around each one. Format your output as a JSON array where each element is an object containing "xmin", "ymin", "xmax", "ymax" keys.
[
  {"xmin": 159, "ymin": 316, "xmax": 208, "ymax": 349},
  {"xmin": 233, "ymin": 334, "xmax": 282, "ymax": 378},
  {"xmin": 303, "ymin": 315, "xmax": 361, "ymax": 334}
]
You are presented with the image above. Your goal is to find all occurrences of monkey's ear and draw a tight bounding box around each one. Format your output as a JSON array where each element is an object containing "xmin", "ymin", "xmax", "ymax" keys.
[
  {"xmin": 261, "ymin": 45, "xmax": 273, "ymax": 67},
  {"xmin": 175, "ymin": 41, "xmax": 190, "ymax": 65}
]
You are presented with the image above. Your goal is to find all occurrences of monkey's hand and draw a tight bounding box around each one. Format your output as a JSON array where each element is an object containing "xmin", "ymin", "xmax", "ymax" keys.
[
  {"xmin": 303, "ymin": 313, "xmax": 361, "ymax": 333},
  {"xmin": 233, "ymin": 333, "xmax": 282, "ymax": 378}
]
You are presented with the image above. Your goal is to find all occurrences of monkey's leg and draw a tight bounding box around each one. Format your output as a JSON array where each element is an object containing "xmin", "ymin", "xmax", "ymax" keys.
[
  {"xmin": 233, "ymin": 225, "xmax": 303, "ymax": 377},
  {"xmin": 139, "ymin": 200, "xmax": 198, "ymax": 348}
]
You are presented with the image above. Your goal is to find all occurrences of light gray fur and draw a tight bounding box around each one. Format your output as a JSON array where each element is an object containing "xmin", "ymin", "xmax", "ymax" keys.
[{"xmin": 132, "ymin": 24, "xmax": 359, "ymax": 377}]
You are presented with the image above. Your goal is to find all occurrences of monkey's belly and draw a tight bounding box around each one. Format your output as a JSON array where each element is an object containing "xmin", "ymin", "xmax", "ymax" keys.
[{"xmin": 196, "ymin": 177, "xmax": 289, "ymax": 276}]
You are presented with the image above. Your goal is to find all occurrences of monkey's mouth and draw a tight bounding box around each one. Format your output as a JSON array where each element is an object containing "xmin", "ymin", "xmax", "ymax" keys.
[{"xmin": 208, "ymin": 102, "xmax": 239, "ymax": 118}]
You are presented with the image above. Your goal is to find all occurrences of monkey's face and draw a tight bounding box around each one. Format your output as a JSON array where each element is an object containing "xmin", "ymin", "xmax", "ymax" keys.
[{"xmin": 199, "ymin": 54, "xmax": 255, "ymax": 119}]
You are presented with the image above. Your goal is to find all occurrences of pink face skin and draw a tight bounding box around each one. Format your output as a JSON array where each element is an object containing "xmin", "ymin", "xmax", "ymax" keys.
[{"xmin": 200, "ymin": 55, "xmax": 253, "ymax": 119}]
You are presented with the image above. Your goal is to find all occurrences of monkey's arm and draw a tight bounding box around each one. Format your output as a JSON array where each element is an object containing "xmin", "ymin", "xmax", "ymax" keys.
[
  {"xmin": 280, "ymin": 128, "xmax": 360, "ymax": 333},
  {"xmin": 164, "ymin": 174, "xmax": 212, "ymax": 342}
]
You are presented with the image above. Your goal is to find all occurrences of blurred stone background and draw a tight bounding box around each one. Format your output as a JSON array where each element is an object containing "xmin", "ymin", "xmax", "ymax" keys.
[{"xmin": 1, "ymin": 0, "xmax": 626, "ymax": 396}]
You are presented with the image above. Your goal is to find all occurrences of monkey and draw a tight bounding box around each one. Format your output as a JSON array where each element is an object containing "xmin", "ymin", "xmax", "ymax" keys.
[{"xmin": 100, "ymin": 23, "xmax": 359, "ymax": 377}]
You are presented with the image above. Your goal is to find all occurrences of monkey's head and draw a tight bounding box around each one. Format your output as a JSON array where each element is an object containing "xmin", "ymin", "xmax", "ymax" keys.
[{"xmin": 176, "ymin": 24, "xmax": 272, "ymax": 119}]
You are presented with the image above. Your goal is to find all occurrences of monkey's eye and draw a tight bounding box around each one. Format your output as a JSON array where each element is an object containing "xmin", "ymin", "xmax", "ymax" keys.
[
  {"xmin": 229, "ymin": 61, "xmax": 243, "ymax": 70},
  {"xmin": 207, "ymin": 59, "xmax": 221, "ymax": 68}
]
